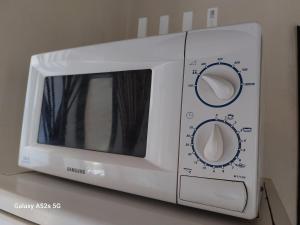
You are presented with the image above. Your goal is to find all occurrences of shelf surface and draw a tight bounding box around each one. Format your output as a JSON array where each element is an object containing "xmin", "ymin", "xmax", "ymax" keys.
[{"xmin": 0, "ymin": 172, "xmax": 290, "ymax": 225}]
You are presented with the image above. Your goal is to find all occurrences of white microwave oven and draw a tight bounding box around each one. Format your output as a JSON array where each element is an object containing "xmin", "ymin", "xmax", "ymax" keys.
[{"xmin": 19, "ymin": 23, "xmax": 262, "ymax": 219}]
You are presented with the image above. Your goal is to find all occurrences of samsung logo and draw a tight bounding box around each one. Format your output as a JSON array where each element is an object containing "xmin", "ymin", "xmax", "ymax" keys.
[{"xmin": 66, "ymin": 167, "xmax": 86, "ymax": 175}]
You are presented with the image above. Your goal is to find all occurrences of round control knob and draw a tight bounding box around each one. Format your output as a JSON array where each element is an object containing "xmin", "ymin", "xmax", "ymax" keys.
[
  {"xmin": 195, "ymin": 62, "xmax": 243, "ymax": 108},
  {"xmin": 202, "ymin": 74, "xmax": 235, "ymax": 100},
  {"xmin": 191, "ymin": 119, "xmax": 241, "ymax": 168},
  {"xmin": 203, "ymin": 124, "xmax": 224, "ymax": 162}
]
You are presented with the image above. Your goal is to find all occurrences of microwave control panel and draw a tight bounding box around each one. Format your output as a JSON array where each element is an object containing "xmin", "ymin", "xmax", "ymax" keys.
[{"xmin": 178, "ymin": 23, "xmax": 262, "ymax": 219}]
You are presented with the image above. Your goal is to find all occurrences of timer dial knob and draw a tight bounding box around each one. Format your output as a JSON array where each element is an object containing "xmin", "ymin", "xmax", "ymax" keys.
[
  {"xmin": 192, "ymin": 119, "xmax": 241, "ymax": 168},
  {"xmin": 203, "ymin": 124, "xmax": 224, "ymax": 162}
]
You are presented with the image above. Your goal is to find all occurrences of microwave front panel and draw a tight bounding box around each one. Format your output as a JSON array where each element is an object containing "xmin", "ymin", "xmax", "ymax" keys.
[
  {"xmin": 19, "ymin": 32, "xmax": 186, "ymax": 203},
  {"xmin": 178, "ymin": 23, "xmax": 261, "ymax": 219}
]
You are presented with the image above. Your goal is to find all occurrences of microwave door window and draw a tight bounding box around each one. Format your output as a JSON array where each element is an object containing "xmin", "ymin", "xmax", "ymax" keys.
[
  {"xmin": 84, "ymin": 78, "xmax": 112, "ymax": 151},
  {"xmin": 37, "ymin": 70, "xmax": 151, "ymax": 158}
]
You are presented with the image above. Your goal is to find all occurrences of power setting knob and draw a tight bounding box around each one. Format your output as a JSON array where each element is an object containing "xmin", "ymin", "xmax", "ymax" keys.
[
  {"xmin": 202, "ymin": 74, "xmax": 235, "ymax": 100},
  {"xmin": 195, "ymin": 62, "xmax": 243, "ymax": 107}
]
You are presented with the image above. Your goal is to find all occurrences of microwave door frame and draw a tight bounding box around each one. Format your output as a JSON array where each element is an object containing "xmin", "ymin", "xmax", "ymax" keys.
[{"xmin": 19, "ymin": 32, "xmax": 186, "ymax": 203}]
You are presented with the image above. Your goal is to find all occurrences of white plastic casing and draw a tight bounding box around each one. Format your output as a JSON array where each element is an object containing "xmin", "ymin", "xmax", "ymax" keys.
[
  {"xmin": 178, "ymin": 23, "xmax": 262, "ymax": 219},
  {"xmin": 19, "ymin": 33, "xmax": 186, "ymax": 203},
  {"xmin": 19, "ymin": 23, "xmax": 262, "ymax": 219}
]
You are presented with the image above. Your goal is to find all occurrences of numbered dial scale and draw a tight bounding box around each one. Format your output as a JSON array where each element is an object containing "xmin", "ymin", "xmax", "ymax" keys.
[
  {"xmin": 194, "ymin": 61, "xmax": 244, "ymax": 108},
  {"xmin": 185, "ymin": 60, "xmax": 254, "ymax": 170},
  {"xmin": 178, "ymin": 58, "xmax": 260, "ymax": 217},
  {"xmin": 190, "ymin": 116, "xmax": 247, "ymax": 169}
]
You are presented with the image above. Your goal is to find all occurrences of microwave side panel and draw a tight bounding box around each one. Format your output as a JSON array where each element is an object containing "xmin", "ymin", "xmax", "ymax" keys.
[
  {"xmin": 18, "ymin": 33, "xmax": 186, "ymax": 203},
  {"xmin": 178, "ymin": 23, "xmax": 261, "ymax": 219}
]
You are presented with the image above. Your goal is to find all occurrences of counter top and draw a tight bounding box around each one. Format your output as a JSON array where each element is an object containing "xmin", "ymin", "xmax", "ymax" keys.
[{"xmin": 0, "ymin": 172, "xmax": 291, "ymax": 225}]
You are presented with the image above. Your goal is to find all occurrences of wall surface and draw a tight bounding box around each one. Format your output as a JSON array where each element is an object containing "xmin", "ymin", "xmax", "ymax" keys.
[
  {"xmin": 0, "ymin": 0, "xmax": 130, "ymax": 173},
  {"xmin": 126, "ymin": 0, "xmax": 299, "ymax": 224}
]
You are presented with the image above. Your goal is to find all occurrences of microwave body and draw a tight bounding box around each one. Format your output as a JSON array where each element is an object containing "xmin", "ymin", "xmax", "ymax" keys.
[{"xmin": 19, "ymin": 23, "xmax": 262, "ymax": 219}]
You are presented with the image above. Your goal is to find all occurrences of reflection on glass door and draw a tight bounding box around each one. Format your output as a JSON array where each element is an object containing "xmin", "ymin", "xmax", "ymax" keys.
[{"xmin": 38, "ymin": 69, "xmax": 152, "ymax": 158}]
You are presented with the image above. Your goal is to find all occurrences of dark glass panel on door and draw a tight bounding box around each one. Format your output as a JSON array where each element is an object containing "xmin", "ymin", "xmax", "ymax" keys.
[{"xmin": 37, "ymin": 70, "xmax": 152, "ymax": 158}]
